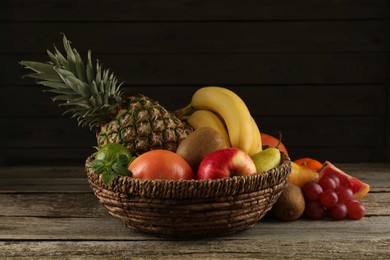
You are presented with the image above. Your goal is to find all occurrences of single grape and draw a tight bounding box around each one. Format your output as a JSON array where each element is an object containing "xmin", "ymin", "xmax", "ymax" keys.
[
  {"xmin": 305, "ymin": 201, "xmax": 325, "ymax": 219},
  {"xmin": 347, "ymin": 201, "xmax": 366, "ymax": 220},
  {"xmin": 330, "ymin": 203, "xmax": 347, "ymax": 220},
  {"xmin": 337, "ymin": 187, "xmax": 354, "ymax": 204},
  {"xmin": 318, "ymin": 175, "xmax": 337, "ymax": 191},
  {"xmin": 303, "ymin": 181, "xmax": 323, "ymax": 202},
  {"xmin": 328, "ymin": 174, "xmax": 341, "ymax": 189},
  {"xmin": 320, "ymin": 190, "xmax": 338, "ymax": 208}
]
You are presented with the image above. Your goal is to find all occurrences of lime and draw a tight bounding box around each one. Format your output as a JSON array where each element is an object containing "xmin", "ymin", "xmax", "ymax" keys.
[
  {"xmin": 95, "ymin": 143, "xmax": 132, "ymax": 161},
  {"xmin": 90, "ymin": 143, "xmax": 134, "ymax": 185}
]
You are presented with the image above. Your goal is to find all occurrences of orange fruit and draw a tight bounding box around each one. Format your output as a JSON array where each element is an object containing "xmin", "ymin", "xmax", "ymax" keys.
[
  {"xmin": 294, "ymin": 158, "xmax": 323, "ymax": 172},
  {"xmin": 288, "ymin": 162, "xmax": 320, "ymax": 188},
  {"xmin": 128, "ymin": 149, "xmax": 194, "ymax": 180}
]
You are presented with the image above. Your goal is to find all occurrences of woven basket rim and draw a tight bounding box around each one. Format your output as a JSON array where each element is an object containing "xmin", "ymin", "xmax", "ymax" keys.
[{"xmin": 86, "ymin": 151, "xmax": 291, "ymax": 199}]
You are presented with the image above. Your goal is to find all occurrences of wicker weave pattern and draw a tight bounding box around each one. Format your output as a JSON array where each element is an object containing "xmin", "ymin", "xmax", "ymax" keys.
[{"xmin": 86, "ymin": 152, "xmax": 291, "ymax": 238}]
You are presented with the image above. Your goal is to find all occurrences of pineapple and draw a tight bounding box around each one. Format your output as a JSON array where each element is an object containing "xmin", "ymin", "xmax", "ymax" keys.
[{"xmin": 20, "ymin": 35, "xmax": 193, "ymax": 155}]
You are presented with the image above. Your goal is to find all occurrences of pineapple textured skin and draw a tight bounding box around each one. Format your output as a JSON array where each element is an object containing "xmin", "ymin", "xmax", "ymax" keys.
[{"xmin": 97, "ymin": 94, "xmax": 193, "ymax": 155}]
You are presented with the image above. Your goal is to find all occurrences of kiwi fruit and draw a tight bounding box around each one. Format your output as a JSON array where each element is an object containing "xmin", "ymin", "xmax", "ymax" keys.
[
  {"xmin": 176, "ymin": 127, "xmax": 227, "ymax": 172},
  {"xmin": 272, "ymin": 183, "xmax": 305, "ymax": 221}
]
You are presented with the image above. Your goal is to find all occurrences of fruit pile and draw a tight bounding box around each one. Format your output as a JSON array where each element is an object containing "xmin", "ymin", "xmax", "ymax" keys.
[
  {"xmin": 273, "ymin": 158, "xmax": 369, "ymax": 221},
  {"xmin": 85, "ymin": 82, "xmax": 274, "ymax": 183},
  {"xmin": 303, "ymin": 176, "xmax": 366, "ymax": 220},
  {"xmin": 20, "ymin": 36, "xmax": 277, "ymax": 184},
  {"xmin": 20, "ymin": 34, "xmax": 370, "ymax": 222}
]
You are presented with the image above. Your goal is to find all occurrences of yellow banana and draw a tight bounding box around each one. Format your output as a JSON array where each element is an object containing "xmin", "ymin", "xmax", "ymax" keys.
[
  {"xmin": 189, "ymin": 86, "xmax": 255, "ymax": 154},
  {"xmin": 185, "ymin": 109, "xmax": 231, "ymax": 147},
  {"xmin": 249, "ymin": 117, "xmax": 262, "ymax": 155},
  {"xmin": 214, "ymin": 87, "xmax": 255, "ymax": 154}
]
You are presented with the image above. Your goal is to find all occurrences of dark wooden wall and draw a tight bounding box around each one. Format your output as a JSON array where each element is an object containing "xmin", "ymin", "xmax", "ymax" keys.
[{"xmin": 1, "ymin": 0, "xmax": 389, "ymax": 165}]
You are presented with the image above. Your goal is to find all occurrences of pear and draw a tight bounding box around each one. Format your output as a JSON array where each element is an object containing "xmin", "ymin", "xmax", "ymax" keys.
[{"xmin": 251, "ymin": 147, "xmax": 281, "ymax": 173}]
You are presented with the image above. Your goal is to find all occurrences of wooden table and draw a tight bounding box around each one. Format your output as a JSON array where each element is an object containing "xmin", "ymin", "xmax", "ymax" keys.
[{"xmin": 1, "ymin": 164, "xmax": 389, "ymax": 259}]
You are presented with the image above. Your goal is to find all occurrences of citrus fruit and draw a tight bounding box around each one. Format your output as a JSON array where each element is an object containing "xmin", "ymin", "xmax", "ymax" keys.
[
  {"xmin": 128, "ymin": 149, "xmax": 194, "ymax": 180},
  {"xmin": 318, "ymin": 161, "xmax": 370, "ymax": 199},
  {"xmin": 288, "ymin": 162, "xmax": 319, "ymax": 188},
  {"xmin": 91, "ymin": 143, "xmax": 134, "ymax": 185},
  {"xmin": 95, "ymin": 143, "xmax": 133, "ymax": 161},
  {"xmin": 294, "ymin": 158, "xmax": 323, "ymax": 172}
]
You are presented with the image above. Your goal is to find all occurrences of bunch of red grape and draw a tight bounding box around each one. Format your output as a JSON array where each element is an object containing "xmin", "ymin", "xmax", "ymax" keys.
[{"xmin": 302, "ymin": 174, "xmax": 365, "ymax": 220}]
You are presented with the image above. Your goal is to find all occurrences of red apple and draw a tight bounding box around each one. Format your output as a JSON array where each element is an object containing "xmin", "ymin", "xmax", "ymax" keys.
[
  {"xmin": 197, "ymin": 148, "xmax": 257, "ymax": 180},
  {"xmin": 261, "ymin": 133, "xmax": 288, "ymax": 156}
]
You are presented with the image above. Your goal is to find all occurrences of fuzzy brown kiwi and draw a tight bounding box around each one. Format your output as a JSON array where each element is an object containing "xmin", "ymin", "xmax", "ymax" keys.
[
  {"xmin": 272, "ymin": 183, "xmax": 305, "ymax": 221},
  {"xmin": 176, "ymin": 127, "xmax": 228, "ymax": 173}
]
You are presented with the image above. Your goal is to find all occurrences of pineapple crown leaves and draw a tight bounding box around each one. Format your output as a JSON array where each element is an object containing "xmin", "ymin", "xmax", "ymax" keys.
[{"xmin": 19, "ymin": 34, "xmax": 125, "ymax": 129}]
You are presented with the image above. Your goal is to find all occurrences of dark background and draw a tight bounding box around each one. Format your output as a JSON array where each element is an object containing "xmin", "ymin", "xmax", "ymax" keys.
[{"xmin": 1, "ymin": 0, "xmax": 389, "ymax": 166}]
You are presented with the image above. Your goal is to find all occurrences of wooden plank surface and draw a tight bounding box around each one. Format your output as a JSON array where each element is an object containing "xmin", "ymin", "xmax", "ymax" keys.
[
  {"xmin": 0, "ymin": 239, "xmax": 389, "ymax": 259},
  {"xmin": 0, "ymin": 214, "xmax": 389, "ymax": 241},
  {"xmin": 9, "ymin": 53, "xmax": 388, "ymax": 86},
  {"xmin": 2, "ymin": 0, "xmax": 387, "ymax": 21},
  {"xmin": 1, "ymin": 0, "xmax": 389, "ymax": 165},
  {"xmin": 0, "ymin": 164, "xmax": 389, "ymax": 259},
  {"xmin": 2, "ymin": 21, "xmax": 387, "ymax": 53}
]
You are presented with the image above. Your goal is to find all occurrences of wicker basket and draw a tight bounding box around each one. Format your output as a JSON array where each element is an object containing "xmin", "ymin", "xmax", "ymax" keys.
[{"xmin": 85, "ymin": 152, "xmax": 291, "ymax": 238}]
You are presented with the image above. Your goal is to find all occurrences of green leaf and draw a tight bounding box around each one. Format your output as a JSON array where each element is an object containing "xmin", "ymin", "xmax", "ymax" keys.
[
  {"xmin": 101, "ymin": 172, "xmax": 118, "ymax": 185},
  {"xmin": 38, "ymin": 81, "xmax": 72, "ymax": 90},
  {"xmin": 20, "ymin": 61, "xmax": 56, "ymax": 74},
  {"xmin": 54, "ymin": 44, "xmax": 69, "ymax": 69},
  {"xmin": 88, "ymin": 152, "xmax": 134, "ymax": 185},
  {"xmin": 86, "ymin": 50, "xmax": 94, "ymax": 84},
  {"xmin": 112, "ymin": 161, "xmax": 131, "ymax": 176},
  {"xmin": 88, "ymin": 159, "xmax": 106, "ymax": 174},
  {"xmin": 73, "ymin": 49, "xmax": 87, "ymax": 82}
]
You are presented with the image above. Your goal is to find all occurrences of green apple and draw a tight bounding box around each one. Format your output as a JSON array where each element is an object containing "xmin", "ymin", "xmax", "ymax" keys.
[{"xmin": 251, "ymin": 147, "xmax": 281, "ymax": 173}]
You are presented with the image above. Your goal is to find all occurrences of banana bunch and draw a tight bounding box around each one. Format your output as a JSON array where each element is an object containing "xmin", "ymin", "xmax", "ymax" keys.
[{"xmin": 177, "ymin": 86, "xmax": 262, "ymax": 155}]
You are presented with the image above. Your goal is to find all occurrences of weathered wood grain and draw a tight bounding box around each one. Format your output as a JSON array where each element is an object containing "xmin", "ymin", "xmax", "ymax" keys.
[
  {"xmin": 1, "ymin": 1, "xmax": 389, "ymax": 257},
  {"xmin": 1, "ymin": 0, "xmax": 387, "ymax": 21},
  {"xmin": 8, "ymin": 53, "xmax": 388, "ymax": 86},
  {"xmin": 0, "ymin": 148, "xmax": 94, "ymax": 166},
  {"xmin": 0, "ymin": 240, "xmax": 389, "ymax": 259},
  {"xmin": 0, "ymin": 193, "xmax": 104, "ymax": 217},
  {"xmin": 0, "ymin": 165, "xmax": 388, "ymax": 258},
  {"xmin": 0, "ymin": 215, "xmax": 389, "ymax": 241},
  {"xmin": 0, "ymin": 179, "xmax": 91, "ymax": 193},
  {"xmin": 1, "ymin": 0, "xmax": 389, "ymax": 165},
  {"xmin": 0, "ymin": 166, "xmax": 86, "ymax": 178},
  {"xmin": 2, "ymin": 21, "xmax": 387, "ymax": 53}
]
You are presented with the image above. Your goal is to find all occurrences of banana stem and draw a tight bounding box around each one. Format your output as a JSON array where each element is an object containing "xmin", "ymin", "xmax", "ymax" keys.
[{"xmin": 174, "ymin": 104, "xmax": 194, "ymax": 119}]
